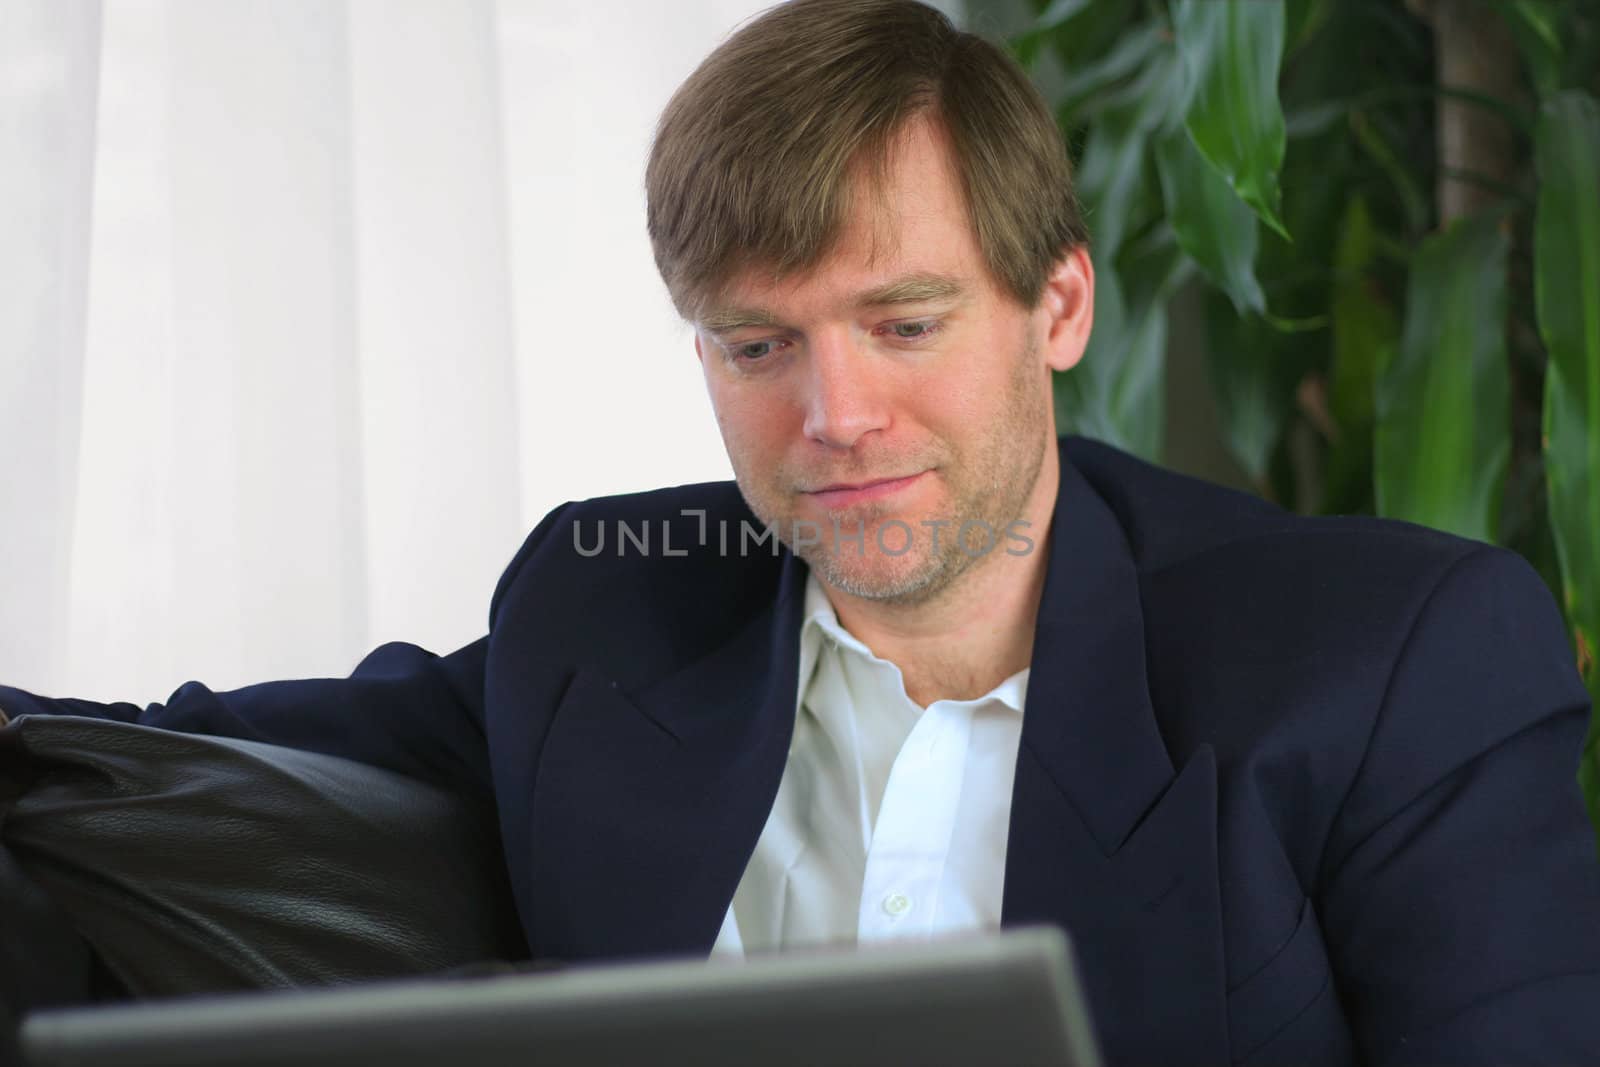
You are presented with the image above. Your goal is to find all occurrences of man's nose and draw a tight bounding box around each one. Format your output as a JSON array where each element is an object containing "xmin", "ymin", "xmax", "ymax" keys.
[{"xmin": 800, "ymin": 329, "xmax": 889, "ymax": 450}]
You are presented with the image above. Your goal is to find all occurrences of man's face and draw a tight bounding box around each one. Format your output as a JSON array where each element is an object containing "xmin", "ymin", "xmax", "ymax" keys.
[{"xmin": 694, "ymin": 116, "xmax": 1087, "ymax": 605}]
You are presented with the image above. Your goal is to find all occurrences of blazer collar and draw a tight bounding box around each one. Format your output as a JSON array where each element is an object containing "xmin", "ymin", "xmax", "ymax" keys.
[
  {"xmin": 526, "ymin": 538, "xmax": 807, "ymax": 961},
  {"xmin": 1021, "ymin": 445, "xmax": 1176, "ymax": 855},
  {"xmin": 1003, "ymin": 442, "xmax": 1228, "ymax": 1063}
]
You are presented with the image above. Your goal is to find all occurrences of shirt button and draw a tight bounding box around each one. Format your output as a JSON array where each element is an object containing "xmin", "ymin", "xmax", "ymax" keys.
[{"xmin": 882, "ymin": 892, "xmax": 913, "ymax": 918}]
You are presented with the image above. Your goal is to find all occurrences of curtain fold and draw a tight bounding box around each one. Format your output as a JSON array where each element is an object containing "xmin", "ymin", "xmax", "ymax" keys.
[
  {"xmin": 0, "ymin": 0, "xmax": 102, "ymax": 696},
  {"xmin": 2, "ymin": 0, "xmax": 813, "ymax": 702}
]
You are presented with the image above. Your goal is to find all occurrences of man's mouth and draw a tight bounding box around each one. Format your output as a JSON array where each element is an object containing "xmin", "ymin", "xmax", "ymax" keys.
[{"xmin": 803, "ymin": 471, "xmax": 927, "ymax": 508}]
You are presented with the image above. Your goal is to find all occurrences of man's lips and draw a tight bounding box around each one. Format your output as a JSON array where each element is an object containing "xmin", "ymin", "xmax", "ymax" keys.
[{"xmin": 803, "ymin": 471, "xmax": 927, "ymax": 507}]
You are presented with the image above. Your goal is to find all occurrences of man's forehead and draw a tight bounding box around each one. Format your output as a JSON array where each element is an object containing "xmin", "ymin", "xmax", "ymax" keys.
[{"xmin": 694, "ymin": 115, "xmax": 987, "ymax": 331}]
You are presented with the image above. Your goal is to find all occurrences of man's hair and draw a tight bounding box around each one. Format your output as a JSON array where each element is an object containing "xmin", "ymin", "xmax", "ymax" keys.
[{"xmin": 645, "ymin": 0, "xmax": 1089, "ymax": 321}]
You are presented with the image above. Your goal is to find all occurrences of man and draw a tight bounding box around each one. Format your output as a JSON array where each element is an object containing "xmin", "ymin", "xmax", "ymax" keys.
[{"xmin": 4, "ymin": 1, "xmax": 1599, "ymax": 1063}]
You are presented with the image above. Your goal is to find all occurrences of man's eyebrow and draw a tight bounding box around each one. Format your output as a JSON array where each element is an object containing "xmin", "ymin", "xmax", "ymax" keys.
[
  {"xmin": 699, "ymin": 306, "xmax": 782, "ymax": 334},
  {"xmin": 698, "ymin": 273, "xmax": 967, "ymax": 335},
  {"xmin": 854, "ymin": 273, "xmax": 967, "ymax": 307}
]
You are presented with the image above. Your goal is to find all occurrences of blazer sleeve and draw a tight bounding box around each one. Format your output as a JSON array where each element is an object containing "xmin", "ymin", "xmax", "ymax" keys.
[
  {"xmin": 0, "ymin": 502, "xmax": 574, "ymax": 798},
  {"xmin": 1315, "ymin": 545, "xmax": 1600, "ymax": 1065}
]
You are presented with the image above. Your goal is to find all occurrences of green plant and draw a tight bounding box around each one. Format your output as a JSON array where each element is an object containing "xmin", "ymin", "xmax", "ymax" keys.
[{"xmin": 1009, "ymin": 0, "xmax": 1599, "ymax": 843}]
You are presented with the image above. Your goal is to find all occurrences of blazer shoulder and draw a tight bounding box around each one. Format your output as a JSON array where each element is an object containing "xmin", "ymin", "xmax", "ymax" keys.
[
  {"xmin": 484, "ymin": 479, "xmax": 790, "ymax": 689},
  {"xmin": 1071, "ymin": 436, "xmax": 1577, "ymax": 760},
  {"xmin": 491, "ymin": 480, "xmax": 759, "ymax": 602},
  {"xmin": 1063, "ymin": 434, "xmax": 1491, "ymax": 580}
]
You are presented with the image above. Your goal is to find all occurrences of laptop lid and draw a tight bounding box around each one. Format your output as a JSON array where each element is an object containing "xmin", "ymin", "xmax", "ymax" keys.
[{"xmin": 23, "ymin": 926, "xmax": 1102, "ymax": 1067}]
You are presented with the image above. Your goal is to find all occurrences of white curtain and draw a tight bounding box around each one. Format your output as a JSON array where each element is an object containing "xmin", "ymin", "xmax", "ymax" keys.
[{"xmin": 0, "ymin": 0, "xmax": 791, "ymax": 702}]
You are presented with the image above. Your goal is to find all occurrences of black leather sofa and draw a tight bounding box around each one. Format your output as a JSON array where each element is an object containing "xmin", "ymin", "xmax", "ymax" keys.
[{"xmin": 0, "ymin": 714, "xmax": 528, "ymax": 1063}]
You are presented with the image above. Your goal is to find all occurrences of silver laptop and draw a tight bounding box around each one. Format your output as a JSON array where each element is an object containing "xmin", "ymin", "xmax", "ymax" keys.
[{"xmin": 22, "ymin": 926, "xmax": 1101, "ymax": 1067}]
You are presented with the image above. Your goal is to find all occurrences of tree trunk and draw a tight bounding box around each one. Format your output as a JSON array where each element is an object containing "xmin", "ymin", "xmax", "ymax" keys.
[{"xmin": 1409, "ymin": 0, "xmax": 1521, "ymax": 225}]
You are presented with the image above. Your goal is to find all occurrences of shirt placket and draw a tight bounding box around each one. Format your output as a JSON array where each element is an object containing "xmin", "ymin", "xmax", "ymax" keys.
[{"xmin": 857, "ymin": 698, "xmax": 972, "ymax": 942}]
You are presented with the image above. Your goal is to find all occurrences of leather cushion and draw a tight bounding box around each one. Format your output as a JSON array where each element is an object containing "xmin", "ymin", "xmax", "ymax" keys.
[{"xmin": 0, "ymin": 715, "xmax": 526, "ymax": 998}]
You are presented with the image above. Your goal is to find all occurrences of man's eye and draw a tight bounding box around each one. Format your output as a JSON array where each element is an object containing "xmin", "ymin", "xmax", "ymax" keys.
[
  {"xmin": 733, "ymin": 340, "xmax": 778, "ymax": 361},
  {"xmin": 888, "ymin": 320, "xmax": 938, "ymax": 341}
]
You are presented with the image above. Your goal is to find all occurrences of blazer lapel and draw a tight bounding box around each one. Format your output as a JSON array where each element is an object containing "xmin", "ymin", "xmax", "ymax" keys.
[
  {"xmin": 1004, "ymin": 450, "xmax": 1229, "ymax": 1064},
  {"xmin": 526, "ymin": 552, "xmax": 808, "ymax": 962}
]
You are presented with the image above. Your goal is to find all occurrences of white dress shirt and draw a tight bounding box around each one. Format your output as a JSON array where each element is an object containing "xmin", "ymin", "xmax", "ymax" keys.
[{"xmin": 713, "ymin": 572, "xmax": 1029, "ymax": 956}]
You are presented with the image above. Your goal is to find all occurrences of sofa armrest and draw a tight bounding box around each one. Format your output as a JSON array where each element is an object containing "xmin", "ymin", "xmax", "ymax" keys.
[{"xmin": 0, "ymin": 715, "xmax": 526, "ymax": 1000}]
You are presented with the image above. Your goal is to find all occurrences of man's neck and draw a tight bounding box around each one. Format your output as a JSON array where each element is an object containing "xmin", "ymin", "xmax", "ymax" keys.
[{"xmin": 823, "ymin": 449, "xmax": 1060, "ymax": 708}]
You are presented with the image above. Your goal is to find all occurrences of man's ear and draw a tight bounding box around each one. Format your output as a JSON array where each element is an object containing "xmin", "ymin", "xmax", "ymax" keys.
[
  {"xmin": 1037, "ymin": 245, "xmax": 1094, "ymax": 373},
  {"xmin": 693, "ymin": 331, "xmax": 706, "ymax": 366}
]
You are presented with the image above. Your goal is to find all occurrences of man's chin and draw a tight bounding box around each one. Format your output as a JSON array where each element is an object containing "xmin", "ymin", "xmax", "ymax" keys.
[{"xmin": 801, "ymin": 545, "xmax": 950, "ymax": 605}]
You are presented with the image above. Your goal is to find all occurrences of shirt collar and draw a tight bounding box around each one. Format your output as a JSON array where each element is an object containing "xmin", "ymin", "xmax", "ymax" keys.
[{"xmin": 797, "ymin": 570, "xmax": 1029, "ymax": 715}]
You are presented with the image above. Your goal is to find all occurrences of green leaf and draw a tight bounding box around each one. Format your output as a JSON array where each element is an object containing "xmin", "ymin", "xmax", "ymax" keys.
[
  {"xmin": 1285, "ymin": 0, "xmax": 1333, "ymax": 55},
  {"xmin": 1051, "ymin": 24, "xmax": 1165, "ymax": 118},
  {"xmin": 1012, "ymin": 0, "xmax": 1135, "ymax": 76},
  {"xmin": 1055, "ymin": 226, "xmax": 1192, "ymax": 461},
  {"xmin": 1348, "ymin": 110, "xmax": 1430, "ymax": 237},
  {"xmin": 1260, "ymin": 311, "xmax": 1328, "ymax": 333},
  {"xmin": 1120, "ymin": 221, "xmax": 1194, "ymax": 310},
  {"xmin": 1030, "ymin": 0, "xmax": 1094, "ymax": 33},
  {"xmin": 1284, "ymin": 100, "xmax": 1347, "ymax": 140},
  {"xmin": 1172, "ymin": 0, "xmax": 1291, "ymax": 239},
  {"xmin": 1071, "ymin": 46, "xmax": 1186, "ymax": 263},
  {"xmin": 1374, "ymin": 214, "xmax": 1511, "ymax": 543},
  {"xmin": 1075, "ymin": 118, "xmax": 1151, "ymax": 264},
  {"xmin": 1065, "ymin": 30, "xmax": 1189, "ymax": 130},
  {"xmin": 1009, "ymin": 0, "xmax": 1094, "ymax": 65},
  {"xmin": 1203, "ymin": 291, "xmax": 1303, "ymax": 485},
  {"xmin": 1326, "ymin": 195, "xmax": 1398, "ymax": 513},
  {"xmin": 1534, "ymin": 91, "xmax": 1600, "ymax": 736},
  {"xmin": 1055, "ymin": 271, "xmax": 1166, "ymax": 461},
  {"xmin": 1154, "ymin": 129, "xmax": 1265, "ymax": 315},
  {"xmin": 1496, "ymin": 0, "xmax": 1564, "ymax": 99},
  {"xmin": 1330, "ymin": 197, "xmax": 1395, "ymax": 428}
]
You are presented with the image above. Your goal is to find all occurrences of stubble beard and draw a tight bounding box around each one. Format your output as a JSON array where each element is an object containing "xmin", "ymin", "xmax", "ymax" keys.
[{"xmin": 743, "ymin": 338, "xmax": 1052, "ymax": 607}]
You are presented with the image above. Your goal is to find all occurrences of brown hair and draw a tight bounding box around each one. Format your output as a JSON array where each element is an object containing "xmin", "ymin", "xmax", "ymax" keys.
[{"xmin": 645, "ymin": 0, "xmax": 1089, "ymax": 321}]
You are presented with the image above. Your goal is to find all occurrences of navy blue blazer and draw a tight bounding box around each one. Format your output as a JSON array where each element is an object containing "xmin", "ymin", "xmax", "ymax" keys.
[{"xmin": 7, "ymin": 436, "xmax": 1600, "ymax": 1065}]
